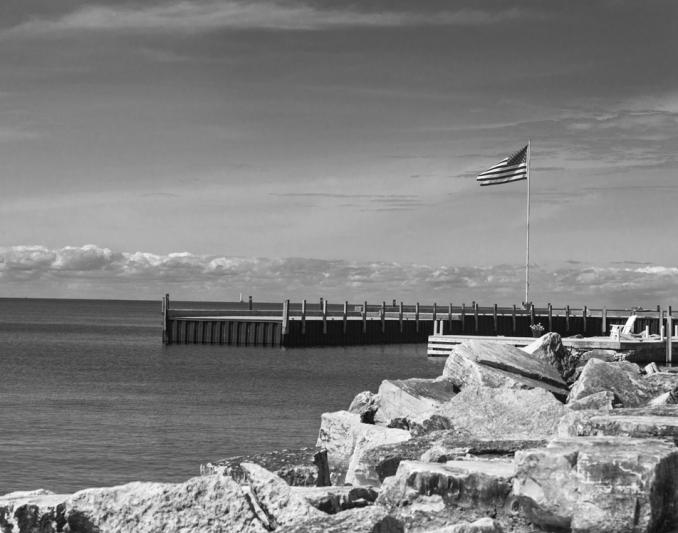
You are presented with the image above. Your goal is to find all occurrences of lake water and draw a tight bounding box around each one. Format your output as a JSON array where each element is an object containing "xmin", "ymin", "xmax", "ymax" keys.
[{"xmin": 0, "ymin": 298, "xmax": 443, "ymax": 494}]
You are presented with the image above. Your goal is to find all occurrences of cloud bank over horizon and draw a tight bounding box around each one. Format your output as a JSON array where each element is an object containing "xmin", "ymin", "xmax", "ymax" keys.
[
  {"xmin": 1, "ymin": 1, "xmax": 532, "ymax": 37},
  {"xmin": 1, "ymin": 244, "xmax": 675, "ymax": 308}
]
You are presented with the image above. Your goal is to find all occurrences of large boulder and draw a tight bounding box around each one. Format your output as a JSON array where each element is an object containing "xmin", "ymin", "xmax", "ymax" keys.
[
  {"xmin": 316, "ymin": 410, "xmax": 410, "ymax": 481},
  {"xmin": 513, "ymin": 436, "xmax": 678, "ymax": 532},
  {"xmin": 316, "ymin": 411, "xmax": 363, "ymax": 470},
  {"xmin": 344, "ymin": 423, "xmax": 412, "ymax": 487},
  {"xmin": 376, "ymin": 459, "xmax": 513, "ymax": 512},
  {"xmin": 558, "ymin": 405, "xmax": 678, "ymax": 443},
  {"xmin": 62, "ymin": 474, "xmax": 268, "ymax": 533},
  {"xmin": 568, "ymin": 359, "xmax": 678, "ymax": 408},
  {"xmin": 374, "ymin": 377, "xmax": 458, "ymax": 425},
  {"xmin": 442, "ymin": 341, "xmax": 568, "ymax": 400},
  {"xmin": 428, "ymin": 386, "xmax": 566, "ymax": 441},
  {"xmin": 568, "ymin": 358, "xmax": 646, "ymax": 406},
  {"xmin": 201, "ymin": 447, "xmax": 330, "ymax": 487}
]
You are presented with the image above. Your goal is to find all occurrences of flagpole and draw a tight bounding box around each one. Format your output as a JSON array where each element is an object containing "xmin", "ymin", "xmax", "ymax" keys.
[{"xmin": 525, "ymin": 140, "xmax": 531, "ymax": 304}]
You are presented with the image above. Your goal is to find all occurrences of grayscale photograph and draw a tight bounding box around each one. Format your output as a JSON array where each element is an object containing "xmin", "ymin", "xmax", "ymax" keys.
[{"xmin": 1, "ymin": 1, "xmax": 677, "ymax": 531}]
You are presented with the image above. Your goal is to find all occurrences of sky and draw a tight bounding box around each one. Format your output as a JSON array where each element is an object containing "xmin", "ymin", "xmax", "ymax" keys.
[{"xmin": 1, "ymin": 0, "xmax": 677, "ymax": 307}]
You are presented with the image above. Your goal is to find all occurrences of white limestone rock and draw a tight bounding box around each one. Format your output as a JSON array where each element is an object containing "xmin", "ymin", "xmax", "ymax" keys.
[
  {"xmin": 442, "ymin": 340, "xmax": 568, "ymax": 400},
  {"xmin": 344, "ymin": 424, "xmax": 411, "ymax": 487},
  {"xmin": 513, "ymin": 436, "xmax": 678, "ymax": 532},
  {"xmin": 373, "ymin": 377, "xmax": 457, "ymax": 425},
  {"xmin": 63, "ymin": 474, "xmax": 267, "ymax": 533}
]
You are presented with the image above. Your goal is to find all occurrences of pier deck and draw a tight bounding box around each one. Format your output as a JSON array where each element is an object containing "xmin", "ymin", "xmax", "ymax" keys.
[
  {"xmin": 427, "ymin": 334, "xmax": 677, "ymax": 365},
  {"xmin": 162, "ymin": 295, "xmax": 676, "ymax": 351}
]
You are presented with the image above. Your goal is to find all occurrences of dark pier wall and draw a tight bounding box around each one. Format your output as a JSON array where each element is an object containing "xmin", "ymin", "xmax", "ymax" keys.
[
  {"xmin": 284, "ymin": 319, "xmax": 431, "ymax": 347},
  {"xmin": 165, "ymin": 318, "xmax": 432, "ymax": 347},
  {"xmin": 167, "ymin": 319, "xmax": 282, "ymax": 346}
]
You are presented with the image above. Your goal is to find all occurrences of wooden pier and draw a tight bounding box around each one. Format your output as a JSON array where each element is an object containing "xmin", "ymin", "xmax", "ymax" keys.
[
  {"xmin": 162, "ymin": 296, "xmax": 436, "ymax": 347},
  {"xmin": 162, "ymin": 296, "xmax": 675, "ymax": 351}
]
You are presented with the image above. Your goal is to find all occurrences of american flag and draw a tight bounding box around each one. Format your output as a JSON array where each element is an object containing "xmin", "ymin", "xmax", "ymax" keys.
[{"xmin": 477, "ymin": 145, "xmax": 528, "ymax": 186}]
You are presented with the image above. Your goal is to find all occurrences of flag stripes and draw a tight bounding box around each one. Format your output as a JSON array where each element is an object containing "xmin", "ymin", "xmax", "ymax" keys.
[{"xmin": 477, "ymin": 145, "xmax": 528, "ymax": 186}]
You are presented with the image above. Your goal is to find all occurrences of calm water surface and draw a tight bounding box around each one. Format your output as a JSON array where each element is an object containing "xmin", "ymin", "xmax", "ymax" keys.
[{"xmin": 0, "ymin": 298, "xmax": 443, "ymax": 493}]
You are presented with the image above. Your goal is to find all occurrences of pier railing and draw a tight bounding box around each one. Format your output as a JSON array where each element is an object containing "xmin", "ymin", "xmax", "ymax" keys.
[{"xmin": 161, "ymin": 294, "xmax": 675, "ymax": 348}]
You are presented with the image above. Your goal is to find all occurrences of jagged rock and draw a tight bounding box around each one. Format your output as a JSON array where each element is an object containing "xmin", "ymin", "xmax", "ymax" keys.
[
  {"xmin": 567, "ymin": 358, "xmax": 641, "ymax": 406},
  {"xmin": 345, "ymin": 423, "xmax": 412, "ymax": 487},
  {"xmin": 348, "ymin": 391, "xmax": 380, "ymax": 423},
  {"xmin": 62, "ymin": 474, "xmax": 268, "ymax": 533},
  {"xmin": 513, "ymin": 436, "xmax": 678, "ymax": 533},
  {"xmin": 568, "ymin": 358, "xmax": 678, "ymax": 407},
  {"xmin": 558, "ymin": 405, "xmax": 678, "ymax": 443},
  {"xmin": 279, "ymin": 505, "xmax": 405, "ymax": 533},
  {"xmin": 643, "ymin": 372, "xmax": 678, "ymax": 399},
  {"xmin": 428, "ymin": 386, "xmax": 565, "ymax": 441},
  {"xmin": 239, "ymin": 462, "xmax": 323, "ymax": 528},
  {"xmin": 376, "ymin": 459, "xmax": 513, "ymax": 512},
  {"xmin": 373, "ymin": 377, "xmax": 458, "ymax": 425},
  {"xmin": 316, "ymin": 410, "xmax": 410, "ymax": 481},
  {"xmin": 522, "ymin": 332, "xmax": 576, "ymax": 381},
  {"xmin": 292, "ymin": 486, "xmax": 377, "ymax": 514},
  {"xmin": 442, "ymin": 341, "xmax": 568, "ymax": 400},
  {"xmin": 426, "ymin": 517, "xmax": 504, "ymax": 533},
  {"xmin": 0, "ymin": 490, "xmax": 69, "ymax": 533},
  {"xmin": 360, "ymin": 433, "xmax": 545, "ymax": 484},
  {"xmin": 648, "ymin": 390, "xmax": 678, "ymax": 406},
  {"xmin": 566, "ymin": 390, "xmax": 616, "ymax": 411},
  {"xmin": 201, "ymin": 447, "xmax": 330, "ymax": 487},
  {"xmin": 567, "ymin": 349, "xmax": 623, "ymax": 383}
]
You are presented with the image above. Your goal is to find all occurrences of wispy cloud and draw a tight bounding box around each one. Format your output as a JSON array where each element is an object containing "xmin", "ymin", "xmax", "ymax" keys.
[
  {"xmin": 2, "ymin": 244, "xmax": 677, "ymax": 306},
  {"xmin": 271, "ymin": 192, "xmax": 426, "ymax": 211},
  {"xmin": 3, "ymin": 1, "xmax": 531, "ymax": 36}
]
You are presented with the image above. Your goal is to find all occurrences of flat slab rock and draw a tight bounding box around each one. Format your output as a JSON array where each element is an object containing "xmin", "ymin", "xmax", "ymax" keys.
[
  {"xmin": 559, "ymin": 405, "xmax": 678, "ymax": 443},
  {"xmin": 377, "ymin": 459, "xmax": 514, "ymax": 511},
  {"xmin": 361, "ymin": 432, "xmax": 545, "ymax": 484},
  {"xmin": 443, "ymin": 340, "xmax": 568, "ymax": 399},
  {"xmin": 513, "ymin": 436, "xmax": 678, "ymax": 533},
  {"xmin": 431, "ymin": 386, "xmax": 566, "ymax": 441}
]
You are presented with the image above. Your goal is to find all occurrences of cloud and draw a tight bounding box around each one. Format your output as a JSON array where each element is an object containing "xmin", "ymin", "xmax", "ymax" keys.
[
  {"xmin": 2, "ymin": 244, "xmax": 678, "ymax": 307},
  {"xmin": 271, "ymin": 192, "xmax": 426, "ymax": 211},
  {"xmin": 4, "ymin": 1, "xmax": 530, "ymax": 36}
]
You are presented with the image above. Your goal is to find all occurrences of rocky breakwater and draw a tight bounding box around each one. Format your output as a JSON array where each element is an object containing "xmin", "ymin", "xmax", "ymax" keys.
[
  {"xmin": 5, "ymin": 332, "xmax": 678, "ymax": 532},
  {"xmin": 314, "ymin": 333, "xmax": 678, "ymax": 532}
]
